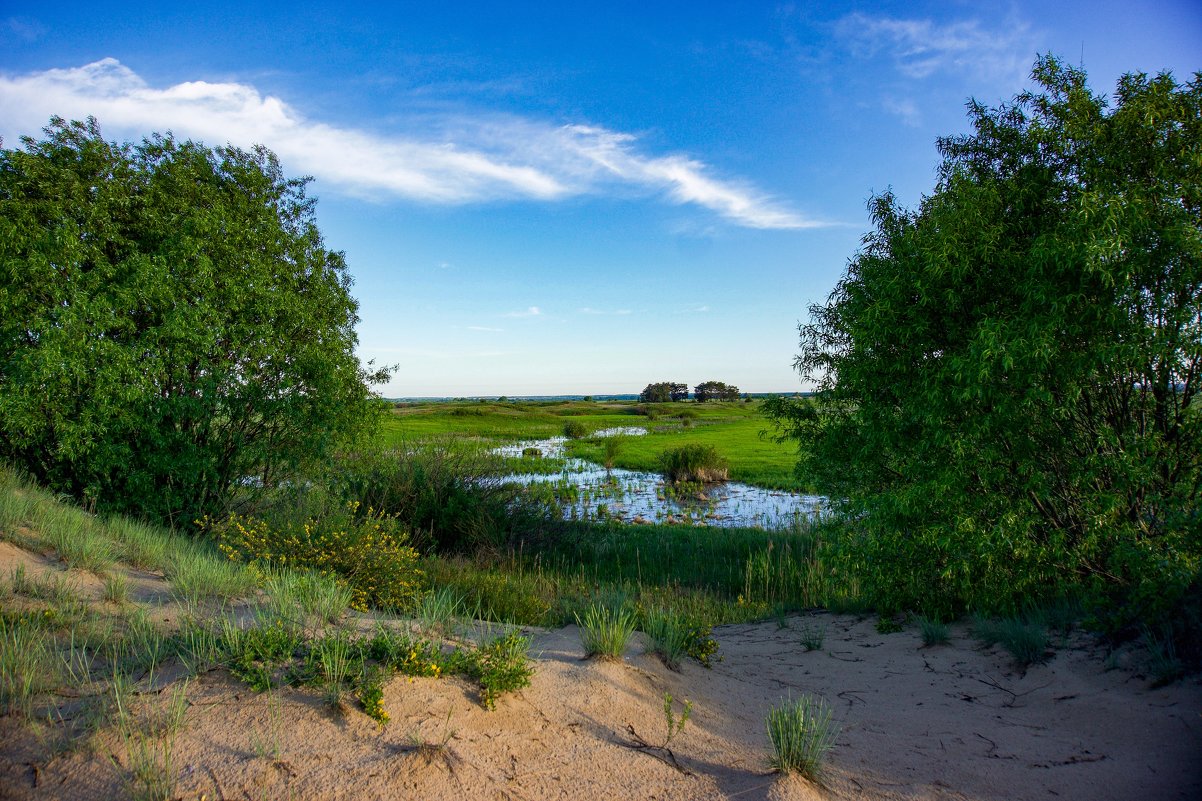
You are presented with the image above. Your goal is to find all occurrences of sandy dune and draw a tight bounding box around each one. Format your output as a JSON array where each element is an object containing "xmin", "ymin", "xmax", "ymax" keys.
[{"xmin": 1, "ymin": 543, "xmax": 1199, "ymax": 800}]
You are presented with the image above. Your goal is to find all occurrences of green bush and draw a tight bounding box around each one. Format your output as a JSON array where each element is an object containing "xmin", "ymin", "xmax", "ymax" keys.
[
  {"xmin": 204, "ymin": 504, "xmax": 424, "ymax": 613},
  {"xmin": 657, "ymin": 444, "xmax": 729, "ymax": 483},
  {"xmin": 563, "ymin": 420, "xmax": 589, "ymax": 439},
  {"xmin": 329, "ymin": 443, "xmax": 551, "ymax": 553}
]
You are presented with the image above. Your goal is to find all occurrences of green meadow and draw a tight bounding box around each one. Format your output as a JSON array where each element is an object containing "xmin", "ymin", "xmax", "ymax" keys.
[{"xmin": 380, "ymin": 399, "xmax": 804, "ymax": 490}]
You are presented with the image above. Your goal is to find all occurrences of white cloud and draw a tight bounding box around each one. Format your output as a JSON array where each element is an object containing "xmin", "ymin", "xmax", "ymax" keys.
[
  {"xmin": 467, "ymin": 325, "xmax": 504, "ymax": 332},
  {"xmin": 503, "ymin": 306, "xmax": 541, "ymax": 318},
  {"xmin": 881, "ymin": 97, "xmax": 921, "ymax": 127},
  {"xmin": 0, "ymin": 59, "xmax": 823, "ymax": 230},
  {"xmin": 836, "ymin": 13, "xmax": 1035, "ymax": 83}
]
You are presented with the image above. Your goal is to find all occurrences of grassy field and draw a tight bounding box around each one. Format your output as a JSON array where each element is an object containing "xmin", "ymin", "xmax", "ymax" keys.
[{"xmin": 380, "ymin": 399, "xmax": 804, "ymax": 490}]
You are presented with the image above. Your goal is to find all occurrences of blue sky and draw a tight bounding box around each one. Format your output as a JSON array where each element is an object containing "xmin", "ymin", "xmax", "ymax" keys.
[{"xmin": 2, "ymin": 2, "xmax": 1199, "ymax": 396}]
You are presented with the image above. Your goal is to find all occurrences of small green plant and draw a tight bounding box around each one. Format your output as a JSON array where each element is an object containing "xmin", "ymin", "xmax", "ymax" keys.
[
  {"xmin": 577, "ymin": 604, "xmax": 637, "ymax": 660},
  {"xmin": 972, "ymin": 615, "xmax": 1049, "ymax": 668},
  {"xmin": 249, "ymin": 689, "xmax": 285, "ymax": 760},
  {"xmin": 407, "ymin": 710, "xmax": 458, "ymax": 768},
  {"xmin": 563, "ymin": 420, "xmax": 589, "ymax": 439},
  {"xmin": 917, "ymin": 616, "xmax": 950, "ymax": 647},
  {"xmin": 799, "ymin": 622, "xmax": 826, "ymax": 652},
  {"xmin": 684, "ymin": 624, "xmax": 720, "ymax": 668},
  {"xmin": 175, "ymin": 621, "xmax": 220, "ymax": 677},
  {"xmin": 660, "ymin": 692, "xmax": 692, "ymax": 748},
  {"xmin": 875, "ymin": 615, "xmax": 904, "ymax": 634},
  {"xmin": 643, "ymin": 608, "xmax": 690, "ymax": 671},
  {"xmin": 358, "ymin": 666, "xmax": 390, "ymax": 726},
  {"xmin": 766, "ymin": 694, "xmax": 839, "ymax": 781},
  {"xmin": 472, "ymin": 632, "xmax": 534, "ymax": 710}
]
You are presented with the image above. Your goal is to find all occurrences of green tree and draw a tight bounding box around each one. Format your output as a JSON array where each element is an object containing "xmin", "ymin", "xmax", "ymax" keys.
[
  {"xmin": 0, "ymin": 118, "xmax": 390, "ymax": 526},
  {"xmin": 768, "ymin": 58, "xmax": 1201, "ymax": 624},
  {"xmin": 693, "ymin": 380, "xmax": 740, "ymax": 402},
  {"xmin": 639, "ymin": 382, "xmax": 688, "ymax": 403}
]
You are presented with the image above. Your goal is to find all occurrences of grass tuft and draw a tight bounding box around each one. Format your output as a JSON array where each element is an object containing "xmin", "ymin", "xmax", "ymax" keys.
[
  {"xmin": 972, "ymin": 615, "xmax": 1049, "ymax": 668},
  {"xmin": 576, "ymin": 604, "xmax": 637, "ymax": 660},
  {"xmin": 799, "ymin": 621, "xmax": 826, "ymax": 652},
  {"xmin": 766, "ymin": 694, "xmax": 839, "ymax": 781},
  {"xmin": 917, "ymin": 616, "xmax": 950, "ymax": 647},
  {"xmin": 643, "ymin": 607, "xmax": 690, "ymax": 671}
]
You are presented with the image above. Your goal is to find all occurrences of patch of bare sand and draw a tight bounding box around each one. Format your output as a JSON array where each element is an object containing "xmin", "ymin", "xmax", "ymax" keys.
[{"xmin": 1, "ymin": 542, "xmax": 1199, "ymax": 800}]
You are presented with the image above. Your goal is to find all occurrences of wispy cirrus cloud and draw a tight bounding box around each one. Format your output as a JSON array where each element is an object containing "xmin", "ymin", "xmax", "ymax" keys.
[
  {"xmin": 503, "ymin": 306, "xmax": 542, "ymax": 318},
  {"xmin": 835, "ymin": 13, "xmax": 1036, "ymax": 83},
  {"xmin": 0, "ymin": 59, "xmax": 822, "ymax": 230}
]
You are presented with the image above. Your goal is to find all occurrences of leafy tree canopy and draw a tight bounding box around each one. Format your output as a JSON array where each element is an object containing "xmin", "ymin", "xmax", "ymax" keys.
[
  {"xmin": 766, "ymin": 57, "xmax": 1201, "ymax": 625},
  {"xmin": 693, "ymin": 381, "xmax": 740, "ymax": 402},
  {"xmin": 639, "ymin": 382, "xmax": 688, "ymax": 403},
  {"xmin": 0, "ymin": 118, "xmax": 390, "ymax": 526}
]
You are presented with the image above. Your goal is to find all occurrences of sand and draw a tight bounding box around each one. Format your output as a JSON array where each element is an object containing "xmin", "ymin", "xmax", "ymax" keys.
[{"xmin": 1, "ymin": 541, "xmax": 1199, "ymax": 801}]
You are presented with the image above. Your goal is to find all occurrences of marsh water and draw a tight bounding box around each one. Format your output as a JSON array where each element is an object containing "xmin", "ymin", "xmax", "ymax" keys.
[{"xmin": 494, "ymin": 428, "xmax": 825, "ymax": 529}]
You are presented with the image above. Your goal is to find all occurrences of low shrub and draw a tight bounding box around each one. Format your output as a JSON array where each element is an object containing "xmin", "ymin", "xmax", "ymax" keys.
[
  {"xmin": 328, "ymin": 442, "xmax": 549, "ymax": 553},
  {"xmin": 204, "ymin": 504, "xmax": 424, "ymax": 613},
  {"xmin": 563, "ymin": 421, "xmax": 589, "ymax": 439},
  {"xmin": 657, "ymin": 444, "xmax": 729, "ymax": 483}
]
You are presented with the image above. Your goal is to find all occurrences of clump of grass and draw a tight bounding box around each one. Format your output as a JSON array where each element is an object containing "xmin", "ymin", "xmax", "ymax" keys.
[
  {"xmin": 917, "ymin": 616, "xmax": 950, "ymax": 647},
  {"xmin": 766, "ymin": 694, "xmax": 839, "ymax": 781},
  {"xmin": 1142, "ymin": 625, "xmax": 1185, "ymax": 687},
  {"xmin": 416, "ymin": 586, "xmax": 470, "ymax": 638},
  {"xmin": 172, "ymin": 618, "xmax": 223, "ymax": 677},
  {"xmin": 313, "ymin": 631, "xmax": 357, "ymax": 709},
  {"xmin": 112, "ymin": 675, "xmax": 189, "ymax": 801},
  {"xmin": 166, "ymin": 546, "xmax": 257, "ymax": 614},
  {"xmin": 577, "ymin": 604, "xmax": 637, "ymax": 660},
  {"xmin": 0, "ymin": 616, "xmax": 62, "ymax": 717},
  {"xmin": 108, "ymin": 518, "xmax": 172, "ymax": 572},
  {"xmin": 657, "ymin": 444, "xmax": 728, "ymax": 483},
  {"xmin": 39, "ymin": 511, "xmax": 114, "ymax": 573},
  {"xmin": 972, "ymin": 615, "xmax": 1049, "ymax": 668},
  {"xmin": 262, "ymin": 569, "xmax": 353, "ymax": 629},
  {"xmin": 643, "ymin": 607, "xmax": 690, "ymax": 671},
  {"xmin": 799, "ymin": 621, "xmax": 826, "ymax": 652},
  {"xmin": 104, "ymin": 571, "xmax": 130, "ymax": 605}
]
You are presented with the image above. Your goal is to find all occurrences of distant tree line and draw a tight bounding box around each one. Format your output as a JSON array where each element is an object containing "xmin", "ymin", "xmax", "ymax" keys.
[{"xmin": 638, "ymin": 381, "xmax": 740, "ymax": 402}]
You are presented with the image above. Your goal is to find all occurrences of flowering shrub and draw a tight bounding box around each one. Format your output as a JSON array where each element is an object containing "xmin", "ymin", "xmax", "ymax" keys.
[{"xmin": 201, "ymin": 504, "xmax": 424, "ymax": 612}]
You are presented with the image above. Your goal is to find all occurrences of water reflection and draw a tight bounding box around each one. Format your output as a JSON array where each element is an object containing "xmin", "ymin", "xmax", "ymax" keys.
[{"xmin": 495, "ymin": 434, "xmax": 824, "ymax": 529}]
